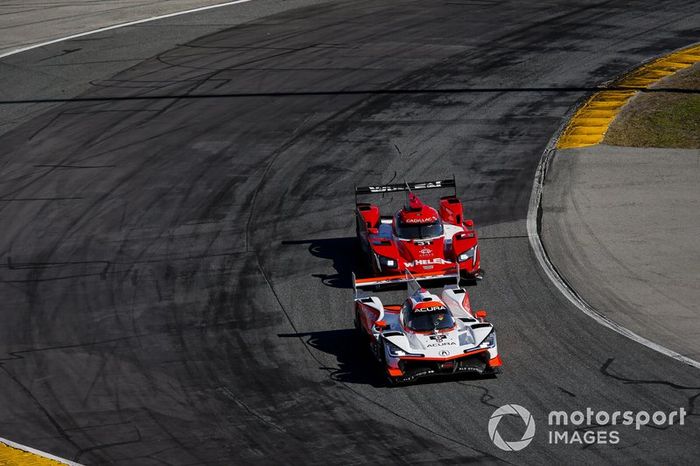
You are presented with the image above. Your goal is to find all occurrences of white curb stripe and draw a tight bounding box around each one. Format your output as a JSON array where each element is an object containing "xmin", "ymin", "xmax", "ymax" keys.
[
  {"xmin": 527, "ymin": 120, "xmax": 700, "ymax": 371},
  {"xmin": 0, "ymin": 0, "xmax": 254, "ymax": 60}
]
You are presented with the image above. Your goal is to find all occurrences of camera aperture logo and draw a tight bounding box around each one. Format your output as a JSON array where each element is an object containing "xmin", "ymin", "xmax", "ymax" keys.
[{"xmin": 488, "ymin": 404, "xmax": 536, "ymax": 451}]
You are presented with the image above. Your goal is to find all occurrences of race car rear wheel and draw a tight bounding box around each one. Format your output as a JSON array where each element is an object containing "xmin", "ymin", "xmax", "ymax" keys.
[
  {"xmin": 354, "ymin": 307, "xmax": 367, "ymax": 333},
  {"xmin": 377, "ymin": 341, "xmax": 402, "ymax": 386},
  {"xmin": 353, "ymin": 312, "xmax": 362, "ymax": 334}
]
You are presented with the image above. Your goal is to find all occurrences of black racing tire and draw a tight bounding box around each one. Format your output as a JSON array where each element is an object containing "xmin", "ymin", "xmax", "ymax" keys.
[
  {"xmin": 353, "ymin": 236, "xmax": 374, "ymax": 277},
  {"xmin": 459, "ymin": 270, "xmax": 479, "ymax": 286},
  {"xmin": 354, "ymin": 311, "xmax": 362, "ymax": 333},
  {"xmin": 377, "ymin": 340, "xmax": 399, "ymax": 387},
  {"xmin": 354, "ymin": 310, "xmax": 370, "ymax": 344}
]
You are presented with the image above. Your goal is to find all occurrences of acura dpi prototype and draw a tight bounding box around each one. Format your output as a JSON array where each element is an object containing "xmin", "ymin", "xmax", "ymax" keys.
[{"xmin": 353, "ymin": 273, "xmax": 501, "ymax": 384}]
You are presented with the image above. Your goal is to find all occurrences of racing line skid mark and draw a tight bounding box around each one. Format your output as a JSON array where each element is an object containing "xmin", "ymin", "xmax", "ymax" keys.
[
  {"xmin": 557, "ymin": 43, "xmax": 700, "ymax": 148},
  {"xmin": 0, "ymin": 3, "xmax": 261, "ymax": 464}
]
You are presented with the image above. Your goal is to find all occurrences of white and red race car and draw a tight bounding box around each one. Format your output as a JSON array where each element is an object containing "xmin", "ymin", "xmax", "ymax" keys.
[
  {"xmin": 354, "ymin": 178, "xmax": 483, "ymax": 288},
  {"xmin": 353, "ymin": 273, "xmax": 502, "ymax": 384}
]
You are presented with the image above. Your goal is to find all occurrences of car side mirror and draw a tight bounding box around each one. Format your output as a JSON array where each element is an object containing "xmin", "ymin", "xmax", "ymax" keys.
[
  {"xmin": 375, "ymin": 320, "xmax": 388, "ymax": 330},
  {"xmin": 475, "ymin": 310, "xmax": 487, "ymax": 320}
]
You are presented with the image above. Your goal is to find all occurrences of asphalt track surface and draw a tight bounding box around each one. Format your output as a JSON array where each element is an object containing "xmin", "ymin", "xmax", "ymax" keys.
[
  {"xmin": 0, "ymin": 0, "xmax": 245, "ymax": 56},
  {"xmin": 0, "ymin": 1, "xmax": 699, "ymax": 464}
]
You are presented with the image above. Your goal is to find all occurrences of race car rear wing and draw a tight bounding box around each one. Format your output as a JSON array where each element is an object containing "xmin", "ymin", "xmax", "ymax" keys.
[
  {"xmin": 354, "ymin": 177, "xmax": 457, "ymax": 203},
  {"xmin": 352, "ymin": 267, "xmax": 460, "ymax": 290}
]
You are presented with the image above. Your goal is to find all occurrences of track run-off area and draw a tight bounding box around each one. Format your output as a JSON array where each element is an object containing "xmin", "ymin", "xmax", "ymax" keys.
[{"xmin": 0, "ymin": 1, "xmax": 698, "ymax": 464}]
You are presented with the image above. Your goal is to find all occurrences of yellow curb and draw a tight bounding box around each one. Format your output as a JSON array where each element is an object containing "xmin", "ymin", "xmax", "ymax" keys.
[
  {"xmin": 0, "ymin": 441, "xmax": 72, "ymax": 465},
  {"xmin": 557, "ymin": 43, "xmax": 700, "ymax": 149}
]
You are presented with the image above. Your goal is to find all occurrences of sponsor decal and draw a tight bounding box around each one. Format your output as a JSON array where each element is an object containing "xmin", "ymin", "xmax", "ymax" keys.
[
  {"xmin": 430, "ymin": 334, "xmax": 447, "ymax": 342},
  {"xmin": 414, "ymin": 181, "xmax": 443, "ymax": 189},
  {"xmin": 439, "ymin": 350, "xmax": 450, "ymax": 356},
  {"xmin": 402, "ymin": 216, "xmax": 438, "ymax": 224},
  {"xmin": 365, "ymin": 181, "xmax": 446, "ymax": 194},
  {"xmin": 426, "ymin": 341, "xmax": 457, "ymax": 348},
  {"xmin": 419, "ymin": 247, "xmax": 432, "ymax": 256},
  {"xmin": 405, "ymin": 258, "xmax": 450, "ymax": 267},
  {"xmin": 414, "ymin": 305, "xmax": 447, "ymax": 313},
  {"xmin": 368, "ymin": 186, "xmax": 404, "ymax": 193}
]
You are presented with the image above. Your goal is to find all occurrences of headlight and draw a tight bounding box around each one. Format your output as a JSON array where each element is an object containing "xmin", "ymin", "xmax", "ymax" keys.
[
  {"xmin": 458, "ymin": 246, "xmax": 477, "ymax": 263},
  {"xmin": 378, "ymin": 255, "xmax": 398, "ymax": 268},
  {"xmin": 385, "ymin": 339, "xmax": 423, "ymax": 357},
  {"xmin": 480, "ymin": 330, "xmax": 497, "ymax": 348}
]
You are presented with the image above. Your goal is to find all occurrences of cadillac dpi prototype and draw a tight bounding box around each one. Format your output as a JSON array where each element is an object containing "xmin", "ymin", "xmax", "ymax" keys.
[
  {"xmin": 353, "ymin": 273, "xmax": 501, "ymax": 384},
  {"xmin": 354, "ymin": 178, "xmax": 482, "ymax": 287}
]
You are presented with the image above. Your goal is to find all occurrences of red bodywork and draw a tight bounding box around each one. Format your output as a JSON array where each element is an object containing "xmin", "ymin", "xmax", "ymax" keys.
[{"xmin": 355, "ymin": 183, "xmax": 482, "ymax": 284}]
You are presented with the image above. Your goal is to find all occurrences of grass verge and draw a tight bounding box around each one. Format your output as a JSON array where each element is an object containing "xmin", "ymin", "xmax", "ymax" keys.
[{"xmin": 604, "ymin": 63, "xmax": 700, "ymax": 148}]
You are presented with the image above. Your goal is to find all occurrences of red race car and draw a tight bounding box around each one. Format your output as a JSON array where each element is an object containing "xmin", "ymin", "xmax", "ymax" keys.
[{"xmin": 354, "ymin": 178, "xmax": 483, "ymax": 287}]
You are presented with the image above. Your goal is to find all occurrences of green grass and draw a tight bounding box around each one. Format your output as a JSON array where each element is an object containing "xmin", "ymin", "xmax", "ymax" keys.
[{"xmin": 604, "ymin": 64, "xmax": 700, "ymax": 149}]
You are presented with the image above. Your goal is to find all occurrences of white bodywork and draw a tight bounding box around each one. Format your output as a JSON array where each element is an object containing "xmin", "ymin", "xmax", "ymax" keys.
[{"xmin": 354, "ymin": 276, "xmax": 500, "ymax": 382}]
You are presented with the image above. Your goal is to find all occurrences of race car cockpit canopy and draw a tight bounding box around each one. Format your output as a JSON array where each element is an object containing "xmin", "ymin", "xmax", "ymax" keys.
[
  {"xmin": 395, "ymin": 193, "xmax": 444, "ymax": 239},
  {"xmin": 403, "ymin": 300, "xmax": 455, "ymax": 332}
]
